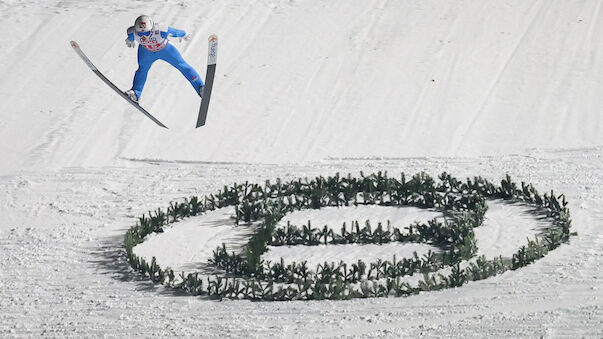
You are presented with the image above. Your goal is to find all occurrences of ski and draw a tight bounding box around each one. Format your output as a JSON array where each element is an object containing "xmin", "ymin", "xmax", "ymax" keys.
[
  {"xmin": 196, "ymin": 34, "xmax": 218, "ymax": 128},
  {"xmin": 69, "ymin": 41, "xmax": 168, "ymax": 129}
]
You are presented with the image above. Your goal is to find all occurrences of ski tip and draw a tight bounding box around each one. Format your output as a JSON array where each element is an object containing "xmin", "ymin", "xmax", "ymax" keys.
[
  {"xmin": 152, "ymin": 119, "xmax": 168, "ymax": 129},
  {"xmin": 154, "ymin": 121, "xmax": 168, "ymax": 129},
  {"xmin": 209, "ymin": 34, "xmax": 217, "ymax": 42},
  {"xmin": 70, "ymin": 41, "xmax": 78, "ymax": 48}
]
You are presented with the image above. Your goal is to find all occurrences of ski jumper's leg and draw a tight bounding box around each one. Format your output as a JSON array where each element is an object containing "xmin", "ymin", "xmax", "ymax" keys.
[
  {"xmin": 132, "ymin": 46, "xmax": 158, "ymax": 98},
  {"xmin": 158, "ymin": 43, "xmax": 203, "ymax": 93}
]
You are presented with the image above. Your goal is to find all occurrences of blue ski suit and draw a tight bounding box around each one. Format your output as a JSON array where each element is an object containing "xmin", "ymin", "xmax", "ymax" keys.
[{"xmin": 126, "ymin": 24, "xmax": 203, "ymax": 99}]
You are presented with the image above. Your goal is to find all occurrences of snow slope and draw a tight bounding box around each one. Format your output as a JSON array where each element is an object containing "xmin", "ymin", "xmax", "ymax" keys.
[
  {"xmin": 2, "ymin": 0, "xmax": 603, "ymax": 173},
  {"xmin": 1, "ymin": 0, "xmax": 602, "ymax": 337}
]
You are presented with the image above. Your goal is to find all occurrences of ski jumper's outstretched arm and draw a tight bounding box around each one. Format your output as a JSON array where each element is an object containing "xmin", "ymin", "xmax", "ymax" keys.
[
  {"xmin": 162, "ymin": 27, "xmax": 186, "ymax": 38},
  {"xmin": 126, "ymin": 27, "xmax": 135, "ymax": 42},
  {"xmin": 124, "ymin": 27, "xmax": 136, "ymax": 48},
  {"xmin": 125, "ymin": 26, "xmax": 186, "ymax": 42}
]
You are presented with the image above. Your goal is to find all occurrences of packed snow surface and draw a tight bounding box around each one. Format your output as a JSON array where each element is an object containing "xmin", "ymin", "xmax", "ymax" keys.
[
  {"xmin": 1, "ymin": 0, "xmax": 602, "ymax": 337},
  {"xmin": 133, "ymin": 207, "xmax": 256, "ymax": 273}
]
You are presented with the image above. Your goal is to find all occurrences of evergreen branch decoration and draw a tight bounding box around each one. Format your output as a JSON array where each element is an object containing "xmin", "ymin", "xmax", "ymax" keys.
[{"xmin": 123, "ymin": 171, "xmax": 575, "ymax": 301}]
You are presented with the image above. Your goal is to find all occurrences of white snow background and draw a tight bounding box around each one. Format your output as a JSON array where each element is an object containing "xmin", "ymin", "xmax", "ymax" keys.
[{"xmin": 0, "ymin": 0, "xmax": 602, "ymax": 337}]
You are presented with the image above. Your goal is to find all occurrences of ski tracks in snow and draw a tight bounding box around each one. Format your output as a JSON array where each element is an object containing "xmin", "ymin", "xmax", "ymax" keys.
[{"xmin": 452, "ymin": 0, "xmax": 546, "ymax": 154}]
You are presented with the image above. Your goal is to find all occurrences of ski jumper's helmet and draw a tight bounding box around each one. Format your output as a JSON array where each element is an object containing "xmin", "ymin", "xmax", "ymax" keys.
[{"xmin": 134, "ymin": 15, "xmax": 153, "ymax": 33}]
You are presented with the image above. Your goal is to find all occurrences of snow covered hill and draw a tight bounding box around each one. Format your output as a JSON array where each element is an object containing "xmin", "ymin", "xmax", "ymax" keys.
[
  {"xmin": 0, "ymin": 0, "xmax": 602, "ymax": 337},
  {"xmin": 2, "ymin": 0, "xmax": 603, "ymax": 173}
]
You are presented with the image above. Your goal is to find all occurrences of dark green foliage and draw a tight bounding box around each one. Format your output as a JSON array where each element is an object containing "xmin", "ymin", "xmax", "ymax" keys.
[
  {"xmin": 418, "ymin": 273, "xmax": 446, "ymax": 291},
  {"xmin": 543, "ymin": 229, "xmax": 564, "ymax": 250},
  {"xmin": 444, "ymin": 264, "xmax": 466, "ymax": 288},
  {"xmin": 466, "ymin": 255, "xmax": 508, "ymax": 281},
  {"xmin": 187, "ymin": 196, "xmax": 204, "ymax": 216},
  {"xmin": 511, "ymin": 237, "xmax": 549, "ymax": 270},
  {"xmin": 391, "ymin": 277, "xmax": 421, "ymax": 297}
]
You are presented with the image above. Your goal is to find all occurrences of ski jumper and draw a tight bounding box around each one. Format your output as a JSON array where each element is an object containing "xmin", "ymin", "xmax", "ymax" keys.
[{"xmin": 126, "ymin": 23, "xmax": 203, "ymax": 98}]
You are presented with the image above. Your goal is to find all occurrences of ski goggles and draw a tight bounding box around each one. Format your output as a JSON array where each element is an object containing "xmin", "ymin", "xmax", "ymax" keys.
[{"xmin": 137, "ymin": 31, "xmax": 151, "ymax": 37}]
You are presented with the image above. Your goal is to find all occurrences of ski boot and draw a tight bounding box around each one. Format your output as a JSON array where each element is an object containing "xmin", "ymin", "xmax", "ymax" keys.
[{"xmin": 125, "ymin": 89, "xmax": 138, "ymax": 103}]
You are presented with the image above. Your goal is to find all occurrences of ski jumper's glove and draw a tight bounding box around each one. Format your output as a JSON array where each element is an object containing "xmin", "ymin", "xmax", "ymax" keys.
[
  {"xmin": 125, "ymin": 38, "xmax": 135, "ymax": 48},
  {"xmin": 179, "ymin": 34, "xmax": 191, "ymax": 43}
]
